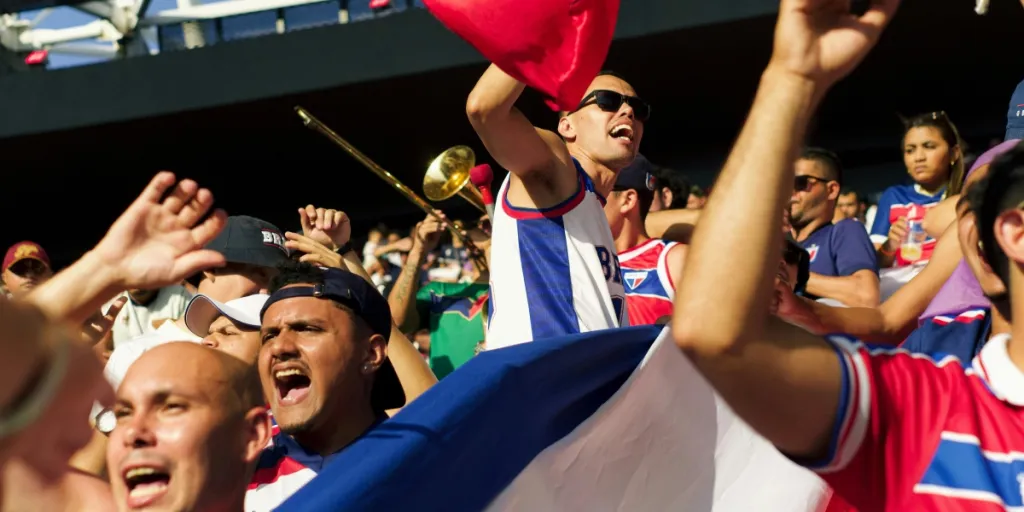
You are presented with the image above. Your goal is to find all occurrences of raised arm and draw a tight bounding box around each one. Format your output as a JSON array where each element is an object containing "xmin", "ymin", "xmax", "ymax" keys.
[
  {"xmin": 673, "ymin": 0, "xmax": 899, "ymax": 457},
  {"xmin": 388, "ymin": 214, "xmax": 445, "ymax": 331},
  {"xmin": 646, "ymin": 208, "xmax": 701, "ymax": 243},
  {"xmin": 466, "ymin": 65, "xmax": 574, "ymax": 189}
]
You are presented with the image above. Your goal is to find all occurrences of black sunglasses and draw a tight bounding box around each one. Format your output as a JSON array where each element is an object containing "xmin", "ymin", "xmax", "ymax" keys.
[
  {"xmin": 794, "ymin": 175, "xmax": 830, "ymax": 191},
  {"xmin": 571, "ymin": 90, "xmax": 651, "ymax": 122}
]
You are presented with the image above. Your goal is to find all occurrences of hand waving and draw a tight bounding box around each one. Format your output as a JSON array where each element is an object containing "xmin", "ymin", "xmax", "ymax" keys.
[
  {"xmin": 92, "ymin": 172, "xmax": 227, "ymax": 290},
  {"xmin": 770, "ymin": 0, "xmax": 900, "ymax": 87},
  {"xmin": 299, "ymin": 205, "xmax": 351, "ymax": 252}
]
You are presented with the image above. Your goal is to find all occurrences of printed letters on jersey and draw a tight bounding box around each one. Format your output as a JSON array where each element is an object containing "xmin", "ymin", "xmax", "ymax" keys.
[{"xmin": 485, "ymin": 159, "xmax": 629, "ymax": 349}]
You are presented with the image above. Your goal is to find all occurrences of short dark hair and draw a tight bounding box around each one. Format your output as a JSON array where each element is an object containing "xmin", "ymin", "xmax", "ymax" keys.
[
  {"xmin": 973, "ymin": 141, "xmax": 1024, "ymax": 287},
  {"xmin": 800, "ymin": 147, "xmax": 844, "ymax": 185},
  {"xmin": 839, "ymin": 187, "xmax": 859, "ymax": 199},
  {"xmin": 270, "ymin": 260, "xmax": 325, "ymax": 293},
  {"xmin": 650, "ymin": 166, "xmax": 691, "ymax": 209},
  {"xmin": 597, "ymin": 69, "xmax": 630, "ymax": 83}
]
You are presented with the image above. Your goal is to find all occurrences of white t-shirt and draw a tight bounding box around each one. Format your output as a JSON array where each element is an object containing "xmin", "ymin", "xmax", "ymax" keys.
[
  {"xmin": 362, "ymin": 241, "xmax": 378, "ymax": 270},
  {"xmin": 104, "ymin": 320, "xmax": 201, "ymax": 390},
  {"xmin": 107, "ymin": 285, "xmax": 193, "ymax": 348}
]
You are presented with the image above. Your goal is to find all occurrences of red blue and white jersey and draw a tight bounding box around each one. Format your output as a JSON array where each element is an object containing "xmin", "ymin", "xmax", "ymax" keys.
[
  {"xmin": 901, "ymin": 309, "xmax": 991, "ymax": 363},
  {"xmin": 805, "ymin": 333, "xmax": 1024, "ymax": 511},
  {"xmin": 246, "ymin": 431, "xmax": 323, "ymax": 512},
  {"xmin": 486, "ymin": 159, "xmax": 629, "ymax": 349},
  {"xmin": 618, "ymin": 239, "xmax": 677, "ymax": 326},
  {"xmin": 245, "ymin": 419, "xmax": 382, "ymax": 511},
  {"xmin": 869, "ymin": 184, "xmax": 945, "ymax": 267}
]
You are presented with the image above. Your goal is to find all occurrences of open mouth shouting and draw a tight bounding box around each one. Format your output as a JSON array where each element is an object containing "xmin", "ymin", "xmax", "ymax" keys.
[
  {"xmin": 609, "ymin": 123, "xmax": 635, "ymax": 144},
  {"xmin": 123, "ymin": 465, "xmax": 171, "ymax": 509},
  {"xmin": 273, "ymin": 363, "xmax": 312, "ymax": 406}
]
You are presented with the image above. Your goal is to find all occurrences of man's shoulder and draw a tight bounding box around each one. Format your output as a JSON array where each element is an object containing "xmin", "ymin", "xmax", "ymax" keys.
[{"xmin": 832, "ymin": 218, "xmax": 870, "ymax": 236}]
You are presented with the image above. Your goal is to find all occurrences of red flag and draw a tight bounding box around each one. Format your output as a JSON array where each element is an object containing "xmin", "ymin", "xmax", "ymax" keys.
[{"xmin": 423, "ymin": 0, "xmax": 619, "ymax": 112}]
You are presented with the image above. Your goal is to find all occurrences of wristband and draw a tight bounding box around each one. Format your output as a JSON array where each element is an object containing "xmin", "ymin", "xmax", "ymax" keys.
[
  {"xmin": 880, "ymin": 243, "xmax": 897, "ymax": 256},
  {"xmin": 336, "ymin": 242, "xmax": 354, "ymax": 255},
  {"xmin": 0, "ymin": 333, "xmax": 71, "ymax": 439}
]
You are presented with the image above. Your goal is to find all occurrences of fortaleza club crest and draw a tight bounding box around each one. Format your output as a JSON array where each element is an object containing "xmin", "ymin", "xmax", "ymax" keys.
[
  {"xmin": 806, "ymin": 244, "xmax": 819, "ymax": 263},
  {"xmin": 623, "ymin": 271, "xmax": 648, "ymax": 289}
]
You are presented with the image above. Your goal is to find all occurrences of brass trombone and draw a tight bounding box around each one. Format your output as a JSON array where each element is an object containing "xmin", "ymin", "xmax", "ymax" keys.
[{"xmin": 295, "ymin": 106, "xmax": 489, "ymax": 273}]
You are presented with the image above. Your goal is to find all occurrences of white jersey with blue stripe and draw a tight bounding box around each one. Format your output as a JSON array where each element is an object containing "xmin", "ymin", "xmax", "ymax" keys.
[{"xmin": 486, "ymin": 159, "xmax": 629, "ymax": 349}]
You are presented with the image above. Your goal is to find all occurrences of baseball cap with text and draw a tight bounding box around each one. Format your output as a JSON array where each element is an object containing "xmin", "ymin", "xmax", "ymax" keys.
[
  {"xmin": 2, "ymin": 241, "xmax": 50, "ymax": 273},
  {"xmin": 1007, "ymin": 78, "xmax": 1024, "ymax": 141},
  {"xmin": 206, "ymin": 216, "xmax": 289, "ymax": 269}
]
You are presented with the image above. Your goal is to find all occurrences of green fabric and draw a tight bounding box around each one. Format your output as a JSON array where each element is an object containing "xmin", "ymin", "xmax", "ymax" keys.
[{"xmin": 416, "ymin": 282, "xmax": 488, "ymax": 379}]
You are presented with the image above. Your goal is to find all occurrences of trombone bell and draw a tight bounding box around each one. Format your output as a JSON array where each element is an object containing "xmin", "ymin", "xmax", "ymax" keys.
[{"xmin": 424, "ymin": 146, "xmax": 486, "ymax": 213}]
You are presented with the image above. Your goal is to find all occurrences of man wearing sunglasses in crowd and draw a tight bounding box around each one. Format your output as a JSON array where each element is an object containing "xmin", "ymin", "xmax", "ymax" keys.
[
  {"xmin": 466, "ymin": 65, "xmax": 652, "ymax": 348},
  {"xmin": 789, "ymin": 148, "xmax": 880, "ymax": 307}
]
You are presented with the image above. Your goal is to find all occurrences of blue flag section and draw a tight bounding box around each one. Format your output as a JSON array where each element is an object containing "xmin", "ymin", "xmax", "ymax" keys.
[{"xmin": 277, "ymin": 325, "xmax": 665, "ymax": 512}]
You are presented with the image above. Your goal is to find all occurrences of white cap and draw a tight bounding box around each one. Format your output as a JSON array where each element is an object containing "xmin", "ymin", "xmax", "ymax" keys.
[{"xmin": 184, "ymin": 294, "xmax": 269, "ymax": 337}]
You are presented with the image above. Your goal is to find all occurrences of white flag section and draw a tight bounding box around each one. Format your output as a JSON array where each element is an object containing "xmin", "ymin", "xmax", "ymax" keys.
[
  {"xmin": 487, "ymin": 330, "xmax": 827, "ymax": 512},
  {"xmin": 279, "ymin": 325, "xmax": 828, "ymax": 512}
]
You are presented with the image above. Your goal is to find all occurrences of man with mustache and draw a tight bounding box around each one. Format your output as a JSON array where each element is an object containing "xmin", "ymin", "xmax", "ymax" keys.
[{"xmin": 246, "ymin": 263, "xmax": 405, "ymax": 511}]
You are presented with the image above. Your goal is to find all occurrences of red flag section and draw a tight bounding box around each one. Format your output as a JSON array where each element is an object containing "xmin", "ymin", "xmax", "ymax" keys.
[{"xmin": 422, "ymin": 0, "xmax": 620, "ymax": 112}]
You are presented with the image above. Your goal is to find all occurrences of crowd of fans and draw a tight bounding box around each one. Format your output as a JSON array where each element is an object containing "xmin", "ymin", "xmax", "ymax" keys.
[{"xmin": 0, "ymin": 0, "xmax": 1023, "ymax": 510}]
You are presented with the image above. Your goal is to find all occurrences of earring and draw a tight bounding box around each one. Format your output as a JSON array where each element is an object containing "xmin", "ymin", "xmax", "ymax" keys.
[{"xmin": 362, "ymin": 363, "xmax": 371, "ymax": 372}]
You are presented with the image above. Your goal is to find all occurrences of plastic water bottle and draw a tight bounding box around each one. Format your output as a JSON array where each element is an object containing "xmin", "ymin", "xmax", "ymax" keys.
[{"xmin": 901, "ymin": 220, "xmax": 926, "ymax": 262}]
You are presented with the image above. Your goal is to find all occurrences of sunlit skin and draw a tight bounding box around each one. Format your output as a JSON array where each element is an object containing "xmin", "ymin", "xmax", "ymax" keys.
[
  {"xmin": 204, "ymin": 315, "xmax": 261, "ymax": 366},
  {"xmin": 603, "ymin": 190, "xmax": 633, "ymax": 239},
  {"xmin": 107, "ymin": 343, "xmax": 268, "ymax": 512},
  {"xmin": 558, "ymin": 75, "xmax": 645, "ymax": 174},
  {"xmin": 903, "ymin": 126, "xmax": 957, "ymax": 194},
  {"xmin": 258, "ymin": 291, "xmax": 385, "ymax": 455},
  {"xmin": 2, "ymin": 259, "xmax": 52, "ymax": 297}
]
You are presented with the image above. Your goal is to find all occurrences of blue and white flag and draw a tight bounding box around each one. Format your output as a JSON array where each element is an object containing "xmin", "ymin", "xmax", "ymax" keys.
[{"xmin": 278, "ymin": 326, "xmax": 827, "ymax": 512}]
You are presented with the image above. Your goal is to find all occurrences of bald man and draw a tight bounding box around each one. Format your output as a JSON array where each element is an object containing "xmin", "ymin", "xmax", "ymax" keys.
[{"xmin": 107, "ymin": 343, "xmax": 271, "ymax": 512}]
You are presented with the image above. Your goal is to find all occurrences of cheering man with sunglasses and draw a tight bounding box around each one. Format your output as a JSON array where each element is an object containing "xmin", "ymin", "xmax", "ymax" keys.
[
  {"xmin": 790, "ymin": 148, "xmax": 880, "ymax": 307},
  {"xmin": 466, "ymin": 65, "xmax": 650, "ymax": 349}
]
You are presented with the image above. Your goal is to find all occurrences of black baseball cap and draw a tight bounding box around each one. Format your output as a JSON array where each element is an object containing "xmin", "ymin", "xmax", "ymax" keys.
[
  {"xmin": 260, "ymin": 267, "xmax": 404, "ymax": 411},
  {"xmin": 206, "ymin": 216, "xmax": 290, "ymax": 269},
  {"xmin": 614, "ymin": 153, "xmax": 657, "ymax": 192}
]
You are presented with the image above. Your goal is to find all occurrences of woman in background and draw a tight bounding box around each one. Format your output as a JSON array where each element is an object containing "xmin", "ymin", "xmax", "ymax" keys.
[{"xmin": 871, "ymin": 111, "xmax": 965, "ymax": 269}]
